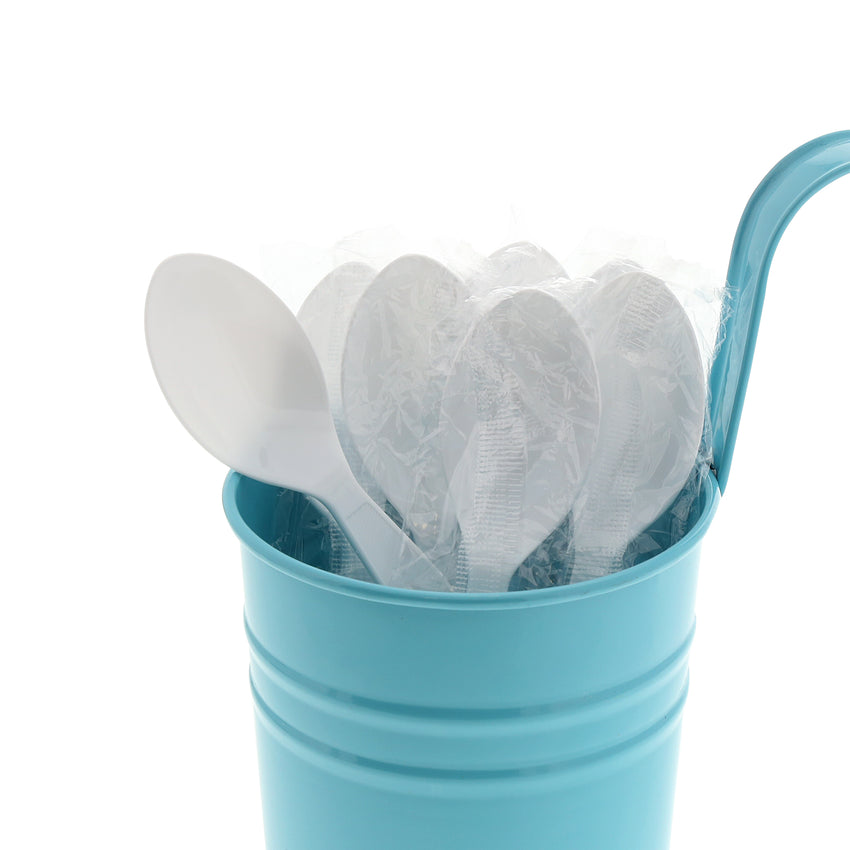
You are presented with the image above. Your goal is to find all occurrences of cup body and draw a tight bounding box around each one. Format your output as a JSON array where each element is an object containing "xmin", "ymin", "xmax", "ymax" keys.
[{"xmin": 224, "ymin": 471, "xmax": 720, "ymax": 850}]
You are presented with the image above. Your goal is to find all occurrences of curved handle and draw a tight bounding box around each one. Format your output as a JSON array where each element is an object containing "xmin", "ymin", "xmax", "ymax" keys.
[{"xmin": 710, "ymin": 131, "xmax": 850, "ymax": 493}]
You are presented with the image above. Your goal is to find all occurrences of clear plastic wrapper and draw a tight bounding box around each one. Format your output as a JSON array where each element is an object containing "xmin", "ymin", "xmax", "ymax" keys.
[
  {"xmin": 470, "ymin": 241, "xmax": 566, "ymax": 294},
  {"xmin": 340, "ymin": 254, "xmax": 472, "ymax": 582},
  {"xmin": 281, "ymin": 233, "xmax": 725, "ymax": 592},
  {"xmin": 566, "ymin": 231, "xmax": 726, "ymax": 379},
  {"xmin": 517, "ymin": 264, "xmax": 711, "ymax": 585},
  {"xmin": 567, "ymin": 266, "xmax": 707, "ymax": 580},
  {"xmin": 270, "ymin": 489, "xmax": 374, "ymax": 584},
  {"xmin": 295, "ymin": 262, "xmax": 385, "ymax": 578},
  {"xmin": 440, "ymin": 284, "xmax": 600, "ymax": 592}
]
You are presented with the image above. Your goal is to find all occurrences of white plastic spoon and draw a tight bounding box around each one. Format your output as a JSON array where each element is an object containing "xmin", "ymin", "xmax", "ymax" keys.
[
  {"xmin": 569, "ymin": 268, "xmax": 706, "ymax": 581},
  {"xmin": 297, "ymin": 262, "xmax": 384, "ymax": 579},
  {"xmin": 341, "ymin": 255, "xmax": 470, "ymax": 567},
  {"xmin": 440, "ymin": 288, "xmax": 601, "ymax": 592},
  {"xmin": 297, "ymin": 262, "xmax": 376, "ymax": 400},
  {"xmin": 480, "ymin": 241, "xmax": 566, "ymax": 292},
  {"xmin": 297, "ymin": 260, "xmax": 384, "ymax": 499},
  {"xmin": 145, "ymin": 253, "xmax": 451, "ymax": 592}
]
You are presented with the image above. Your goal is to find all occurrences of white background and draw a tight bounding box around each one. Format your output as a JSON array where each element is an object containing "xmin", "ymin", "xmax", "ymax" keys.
[{"xmin": 2, "ymin": 2, "xmax": 848, "ymax": 848}]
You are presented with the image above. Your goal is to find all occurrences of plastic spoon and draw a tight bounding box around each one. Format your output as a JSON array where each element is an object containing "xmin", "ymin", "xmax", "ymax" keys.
[
  {"xmin": 569, "ymin": 269, "xmax": 706, "ymax": 581},
  {"xmin": 297, "ymin": 262, "xmax": 384, "ymax": 580},
  {"xmin": 341, "ymin": 255, "xmax": 470, "ymax": 569},
  {"xmin": 481, "ymin": 241, "xmax": 566, "ymax": 291},
  {"xmin": 145, "ymin": 253, "xmax": 451, "ymax": 592},
  {"xmin": 297, "ymin": 260, "xmax": 383, "ymax": 498},
  {"xmin": 297, "ymin": 261, "xmax": 376, "ymax": 407},
  {"xmin": 440, "ymin": 288, "xmax": 601, "ymax": 592}
]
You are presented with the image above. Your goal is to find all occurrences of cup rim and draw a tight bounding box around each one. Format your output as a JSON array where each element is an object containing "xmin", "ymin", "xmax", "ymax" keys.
[{"xmin": 222, "ymin": 470, "xmax": 721, "ymax": 610}]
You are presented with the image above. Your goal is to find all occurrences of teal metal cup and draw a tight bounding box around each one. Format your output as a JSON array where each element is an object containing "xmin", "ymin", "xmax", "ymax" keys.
[
  {"xmin": 222, "ymin": 132, "xmax": 850, "ymax": 850},
  {"xmin": 226, "ymin": 472, "xmax": 717, "ymax": 850}
]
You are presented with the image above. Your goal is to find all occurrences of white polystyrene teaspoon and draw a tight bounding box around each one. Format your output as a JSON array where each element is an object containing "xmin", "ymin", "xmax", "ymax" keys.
[
  {"xmin": 341, "ymin": 254, "xmax": 471, "ymax": 562},
  {"xmin": 481, "ymin": 241, "xmax": 567, "ymax": 291},
  {"xmin": 440, "ymin": 288, "xmax": 601, "ymax": 592},
  {"xmin": 569, "ymin": 268, "xmax": 706, "ymax": 581},
  {"xmin": 297, "ymin": 261, "xmax": 383, "ymax": 580},
  {"xmin": 144, "ymin": 253, "xmax": 451, "ymax": 592},
  {"xmin": 297, "ymin": 261, "xmax": 376, "ymax": 414},
  {"xmin": 297, "ymin": 261, "xmax": 385, "ymax": 499}
]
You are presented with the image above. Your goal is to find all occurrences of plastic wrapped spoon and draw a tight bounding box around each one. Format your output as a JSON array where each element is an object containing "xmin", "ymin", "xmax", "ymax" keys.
[
  {"xmin": 341, "ymin": 255, "xmax": 471, "ymax": 572},
  {"xmin": 297, "ymin": 261, "xmax": 376, "ymax": 411},
  {"xmin": 569, "ymin": 269, "xmax": 706, "ymax": 581},
  {"xmin": 297, "ymin": 262, "xmax": 382, "ymax": 580},
  {"xmin": 480, "ymin": 242, "xmax": 599, "ymax": 309},
  {"xmin": 145, "ymin": 253, "xmax": 450, "ymax": 591},
  {"xmin": 440, "ymin": 288, "xmax": 601, "ymax": 592},
  {"xmin": 481, "ymin": 241, "xmax": 566, "ymax": 291}
]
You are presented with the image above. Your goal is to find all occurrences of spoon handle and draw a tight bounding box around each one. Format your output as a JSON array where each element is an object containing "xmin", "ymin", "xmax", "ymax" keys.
[{"xmin": 318, "ymin": 472, "xmax": 452, "ymax": 592}]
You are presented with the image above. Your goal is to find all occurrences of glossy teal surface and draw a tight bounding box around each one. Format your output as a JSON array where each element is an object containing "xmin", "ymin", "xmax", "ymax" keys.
[
  {"xmin": 711, "ymin": 130, "xmax": 850, "ymax": 492},
  {"xmin": 224, "ymin": 471, "xmax": 720, "ymax": 850}
]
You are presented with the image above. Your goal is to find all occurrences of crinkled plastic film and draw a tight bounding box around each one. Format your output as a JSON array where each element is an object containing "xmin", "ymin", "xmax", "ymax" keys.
[
  {"xmin": 441, "ymin": 283, "xmax": 600, "ymax": 592},
  {"xmin": 271, "ymin": 233, "xmax": 726, "ymax": 591}
]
